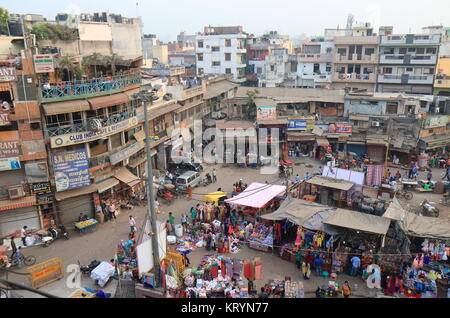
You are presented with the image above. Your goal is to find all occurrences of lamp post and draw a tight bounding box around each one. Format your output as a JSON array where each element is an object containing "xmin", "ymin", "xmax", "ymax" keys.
[{"xmin": 133, "ymin": 88, "xmax": 160, "ymax": 286}]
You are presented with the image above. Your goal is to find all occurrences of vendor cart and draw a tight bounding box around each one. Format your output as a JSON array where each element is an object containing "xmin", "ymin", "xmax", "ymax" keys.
[{"xmin": 73, "ymin": 219, "xmax": 99, "ymax": 234}]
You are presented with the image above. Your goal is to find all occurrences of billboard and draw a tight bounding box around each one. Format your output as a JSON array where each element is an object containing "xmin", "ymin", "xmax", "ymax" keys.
[
  {"xmin": 33, "ymin": 55, "xmax": 55, "ymax": 73},
  {"xmin": 257, "ymin": 106, "xmax": 277, "ymax": 121},
  {"xmin": 0, "ymin": 140, "xmax": 20, "ymax": 158},
  {"xmin": 0, "ymin": 67, "xmax": 16, "ymax": 82},
  {"xmin": 51, "ymin": 149, "xmax": 91, "ymax": 192},
  {"xmin": 288, "ymin": 120, "xmax": 307, "ymax": 130},
  {"xmin": 0, "ymin": 157, "xmax": 20, "ymax": 171},
  {"xmin": 329, "ymin": 123, "xmax": 352, "ymax": 134}
]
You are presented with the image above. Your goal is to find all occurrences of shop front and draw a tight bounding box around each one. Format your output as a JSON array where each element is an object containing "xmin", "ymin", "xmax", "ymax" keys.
[
  {"xmin": 305, "ymin": 175, "xmax": 355, "ymax": 208},
  {"xmin": 54, "ymin": 185, "xmax": 97, "ymax": 227},
  {"xmin": 366, "ymin": 138, "xmax": 388, "ymax": 164},
  {"xmin": 0, "ymin": 198, "xmax": 40, "ymax": 237},
  {"xmin": 287, "ymin": 132, "xmax": 316, "ymax": 158}
]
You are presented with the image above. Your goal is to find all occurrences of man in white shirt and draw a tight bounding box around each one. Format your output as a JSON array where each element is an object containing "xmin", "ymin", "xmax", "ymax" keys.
[
  {"xmin": 154, "ymin": 199, "xmax": 161, "ymax": 214},
  {"xmin": 20, "ymin": 226, "xmax": 28, "ymax": 246},
  {"xmin": 108, "ymin": 203, "xmax": 117, "ymax": 221},
  {"xmin": 129, "ymin": 216, "xmax": 137, "ymax": 233}
]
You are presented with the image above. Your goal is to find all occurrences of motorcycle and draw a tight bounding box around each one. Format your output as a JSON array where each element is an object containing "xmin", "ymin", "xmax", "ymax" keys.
[
  {"xmin": 157, "ymin": 188, "xmax": 175, "ymax": 205},
  {"xmin": 41, "ymin": 225, "xmax": 69, "ymax": 247},
  {"xmin": 78, "ymin": 260, "xmax": 101, "ymax": 276},
  {"xmin": 201, "ymin": 173, "xmax": 213, "ymax": 186}
]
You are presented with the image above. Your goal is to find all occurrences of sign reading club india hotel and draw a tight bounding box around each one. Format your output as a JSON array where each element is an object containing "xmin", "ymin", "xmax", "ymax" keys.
[{"xmin": 50, "ymin": 117, "xmax": 139, "ymax": 148}]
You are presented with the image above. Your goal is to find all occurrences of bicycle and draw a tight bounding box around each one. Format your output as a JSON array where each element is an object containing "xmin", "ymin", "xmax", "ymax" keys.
[{"xmin": 8, "ymin": 254, "xmax": 37, "ymax": 268}]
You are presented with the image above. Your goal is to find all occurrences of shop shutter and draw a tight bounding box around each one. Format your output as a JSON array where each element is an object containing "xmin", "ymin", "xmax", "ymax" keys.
[
  {"xmin": 57, "ymin": 194, "xmax": 94, "ymax": 227},
  {"xmin": 0, "ymin": 207, "xmax": 40, "ymax": 237}
]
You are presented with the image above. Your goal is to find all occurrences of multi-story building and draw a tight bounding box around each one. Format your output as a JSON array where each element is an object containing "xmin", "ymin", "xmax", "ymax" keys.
[
  {"xmin": 195, "ymin": 26, "xmax": 248, "ymax": 83},
  {"xmin": 434, "ymin": 27, "xmax": 450, "ymax": 96},
  {"xmin": 377, "ymin": 32, "xmax": 441, "ymax": 94},
  {"xmin": 295, "ymin": 39, "xmax": 334, "ymax": 88},
  {"xmin": 258, "ymin": 48, "xmax": 291, "ymax": 88},
  {"xmin": 143, "ymin": 34, "xmax": 168, "ymax": 65}
]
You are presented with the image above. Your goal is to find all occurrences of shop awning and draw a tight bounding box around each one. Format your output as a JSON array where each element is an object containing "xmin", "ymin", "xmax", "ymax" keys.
[
  {"xmin": 97, "ymin": 178, "xmax": 120, "ymax": 194},
  {"xmin": 224, "ymin": 182, "xmax": 286, "ymax": 209},
  {"xmin": 316, "ymin": 138, "xmax": 329, "ymax": 147},
  {"xmin": 43, "ymin": 100, "xmax": 90, "ymax": 115},
  {"xmin": 383, "ymin": 198, "xmax": 450, "ymax": 239},
  {"xmin": 55, "ymin": 184, "xmax": 98, "ymax": 201},
  {"xmin": 307, "ymin": 175, "xmax": 355, "ymax": 191},
  {"xmin": 366, "ymin": 137, "xmax": 388, "ymax": 146},
  {"xmin": 114, "ymin": 166, "xmax": 141, "ymax": 187},
  {"xmin": 324, "ymin": 209, "xmax": 390, "ymax": 235},
  {"xmin": 0, "ymin": 196, "xmax": 36, "ymax": 211},
  {"xmin": 88, "ymin": 93, "xmax": 130, "ymax": 110},
  {"xmin": 147, "ymin": 102, "xmax": 182, "ymax": 121},
  {"xmin": 349, "ymin": 115, "xmax": 370, "ymax": 121},
  {"xmin": 419, "ymin": 133, "xmax": 450, "ymax": 149},
  {"xmin": 254, "ymin": 98, "xmax": 277, "ymax": 107},
  {"xmin": 257, "ymin": 119, "xmax": 288, "ymax": 125},
  {"xmin": 133, "ymin": 130, "xmax": 146, "ymax": 143}
]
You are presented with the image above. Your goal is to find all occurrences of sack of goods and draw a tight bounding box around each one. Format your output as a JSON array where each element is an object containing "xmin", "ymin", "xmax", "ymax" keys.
[{"xmin": 167, "ymin": 235, "xmax": 177, "ymax": 245}]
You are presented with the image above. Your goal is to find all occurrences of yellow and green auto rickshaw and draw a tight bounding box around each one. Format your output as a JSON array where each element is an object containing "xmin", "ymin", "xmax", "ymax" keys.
[{"xmin": 203, "ymin": 191, "xmax": 228, "ymax": 207}]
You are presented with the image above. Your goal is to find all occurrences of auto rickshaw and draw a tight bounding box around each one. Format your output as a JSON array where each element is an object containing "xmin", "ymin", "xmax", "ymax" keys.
[{"xmin": 204, "ymin": 191, "xmax": 228, "ymax": 207}]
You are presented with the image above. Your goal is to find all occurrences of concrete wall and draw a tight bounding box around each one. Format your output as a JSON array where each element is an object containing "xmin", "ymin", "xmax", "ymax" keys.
[
  {"xmin": 39, "ymin": 40, "xmax": 80, "ymax": 56},
  {"xmin": 79, "ymin": 41, "xmax": 112, "ymax": 56},
  {"xmin": 345, "ymin": 100, "xmax": 385, "ymax": 116},
  {"xmin": 79, "ymin": 22, "xmax": 112, "ymax": 42},
  {"xmin": 152, "ymin": 45, "xmax": 169, "ymax": 64},
  {"xmin": 110, "ymin": 21, "xmax": 143, "ymax": 60}
]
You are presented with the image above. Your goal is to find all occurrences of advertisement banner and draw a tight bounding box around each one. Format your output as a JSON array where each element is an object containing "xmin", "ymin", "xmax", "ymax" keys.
[
  {"xmin": 51, "ymin": 149, "xmax": 91, "ymax": 192},
  {"xmin": 30, "ymin": 182, "xmax": 52, "ymax": 194},
  {"xmin": 0, "ymin": 140, "xmax": 20, "ymax": 158},
  {"xmin": 329, "ymin": 123, "xmax": 352, "ymax": 134},
  {"xmin": 423, "ymin": 116, "xmax": 449, "ymax": 129},
  {"xmin": 0, "ymin": 111, "xmax": 10, "ymax": 126},
  {"xmin": 0, "ymin": 67, "xmax": 16, "ymax": 82},
  {"xmin": 0, "ymin": 157, "xmax": 20, "ymax": 171},
  {"xmin": 33, "ymin": 55, "xmax": 55, "ymax": 73},
  {"xmin": 37, "ymin": 195, "xmax": 54, "ymax": 205},
  {"xmin": 257, "ymin": 106, "xmax": 277, "ymax": 121},
  {"xmin": 287, "ymin": 120, "xmax": 307, "ymax": 130},
  {"xmin": 109, "ymin": 141, "xmax": 145, "ymax": 165},
  {"xmin": 50, "ymin": 117, "xmax": 139, "ymax": 148}
]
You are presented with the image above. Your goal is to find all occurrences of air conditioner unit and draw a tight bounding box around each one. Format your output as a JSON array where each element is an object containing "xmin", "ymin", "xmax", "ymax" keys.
[
  {"xmin": 371, "ymin": 121, "xmax": 380, "ymax": 127},
  {"xmin": 8, "ymin": 185, "xmax": 25, "ymax": 199},
  {"xmin": 88, "ymin": 118, "xmax": 103, "ymax": 132}
]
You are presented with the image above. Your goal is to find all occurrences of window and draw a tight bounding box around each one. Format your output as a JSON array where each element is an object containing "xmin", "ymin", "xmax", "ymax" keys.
[
  {"xmin": 198, "ymin": 68, "xmax": 204, "ymax": 75},
  {"xmin": 197, "ymin": 41, "xmax": 203, "ymax": 48},
  {"xmin": 383, "ymin": 48, "xmax": 394, "ymax": 54},
  {"xmin": 363, "ymin": 67, "xmax": 373, "ymax": 74},
  {"xmin": 337, "ymin": 48, "xmax": 346, "ymax": 55},
  {"xmin": 399, "ymin": 48, "xmax": 407, "ymax": 54},
  {"xmin": 365, "ymin": 48, "xmax": 375, "ymax": 55},
  {"xmin": 425, "ymin": 68, "xmax": 434, "ymax": 75},
  {"xmin": 225, "ymin": 68, "xmax": 231, "ymax": 74},
  {"xmin": 313, "ymin": 63, "xmax": 320, "ymax": 73},
  {"xmin": 326, "ymin": 47, "xmax": 332, "ymax": 54},
  {"xmin": 406, "ymin": 67, "xmax": 413, "ymax": 72},
  {"xmin": 383, "ymin": 67, "xmax": 393, "ymax": 74},
  {"xmin": 416, "ymin": 48, "xmax": 425, "ymax": 54},
  {"xmin": 225, "ymin": 53, "xmax": 231, "ymax": 61},
  {"xmin": 212, "ymin": 61, "xmax": 220, "ymax": 66},
  {"xmin": 212, "ymin": 46, "xmax": 220, "ymax": 52},
  {"xmin": 225, "ymin": 39, "xmax": 231, "ymax": 47},
  {"xmin": 386, "ymin": 102, "xmax": 398, "ymax": 114},
  {"xmin": 256, "ymin": 67, "xmax": 262, "ymax": 74},
  {"xmin": 407, "ymin": 48, "xmax": 416, "ymax": 52},
  {"xmin": 270, "ymin": 65, "xmax": 275, "ymax": 71},
  {"xmin": 30, "ymin": 122, "xmax": 41, "ymax": 130},
  {"xmin": 197, "ymin": 53, "xmax": 203, "ymax": 61},
  {"xmin": 110, "ymin": 132, "xmax": 122, "ymax": 149},
  {"xmin": 426, "ymin": 48, "xmax": 437, "ymax": 54},
  {"xmin": 326, "ymin": 63, "xmax": 332, "ymax": 72},
  {"xmin": 154, "ymin": 116, "xmax": 165, "ymax": 134}
]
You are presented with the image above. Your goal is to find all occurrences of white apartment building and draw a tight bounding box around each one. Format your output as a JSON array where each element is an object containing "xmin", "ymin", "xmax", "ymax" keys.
[
  {"xmin": 258, "ymin": 48, "xmax": 290, "ymax": 87},
  {"xmin": 195, "ymin": 26, "xmax": 247, "ymax": 83},
  {"xmin": 296, "ymin": 39, "xmax": 334, "ymax": 88}
]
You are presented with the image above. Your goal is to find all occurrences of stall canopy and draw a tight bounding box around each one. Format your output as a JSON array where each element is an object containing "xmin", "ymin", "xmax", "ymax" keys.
[
  {"xmin": 224, "ymin": 182, "xmax": 286, "ymax": 209},
  {"xmin": 324, "ymin": 209, "xmax": 390, "ymax": 235},
  {"xmin": 316, "ymin": 138, "xmax": 330, "ymax": 147},
  {"xmin": 307, "ymin": 175, "xmax": 355, "ymax": 191},
  {"xmin": 114, "ymin": 167, "xmax": 141, "ymax": 187},
  {"xmin": 43, "ymin": 100, "xmax": 91, "ymax": 115},
  {"xmin": 383, "ymin": 198, "xmax": 450, "ymax": 239},
  {"xmin": 322, "ymin": 166, "xmax": 365, "ymax": 186}
]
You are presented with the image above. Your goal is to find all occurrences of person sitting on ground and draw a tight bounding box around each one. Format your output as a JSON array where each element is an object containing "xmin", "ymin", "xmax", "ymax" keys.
[{"xmin": 342, "ymin": 281, "xmax": 352, "ymax": 298}]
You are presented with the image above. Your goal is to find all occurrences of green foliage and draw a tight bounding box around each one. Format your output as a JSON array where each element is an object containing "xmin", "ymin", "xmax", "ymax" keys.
[
  {"xmin": 245, "ymin": 89, "xmax": 259, "ymax": 119},
  {"xmin": 0, "ymin": 7, "xmax": 9, "ymax": 35},
  {"xmin": 31, "ymin": 23, "xmax": 78, "ymax": 41}
]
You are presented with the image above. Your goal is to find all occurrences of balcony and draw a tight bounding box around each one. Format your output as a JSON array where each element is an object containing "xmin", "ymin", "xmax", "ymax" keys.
[
  {"xmin": 380, "ymin": 34, "xmax": 441, "ymax": 46},
  {"xmin": 434, "ymin": 78, "xmax": 450, "ymax": 88},
  {"xmin": 333, "ymin": 36, "xmax": 379, "ymax": 45},
  {"xmin": 39, "ymin": 73, "xmax": 141, "ymax": 103},
  {"xmin": 332, "ymin": 72, "xmax": 376, "ymax": 83},
  {"xmin": 334, "ymin": 53, "xmax": 378, "ymax": 63},
  {"xmin": 298, "ymin": 53, "xmax": 333, "ymax": 62},
  {"xmin": 377, "ymin": 74, "xmax": 434, "ymax": 85},
  {"xmin": 166, "ymin": 79, "xmax": 206, "ymax": 101},
  {"xmin": 44, "ymin": 109, "xmax": 137, "ymax": 139},
  {"xmin": 380, "ymin": 54, "xmax": 437, "ymax": 65}
]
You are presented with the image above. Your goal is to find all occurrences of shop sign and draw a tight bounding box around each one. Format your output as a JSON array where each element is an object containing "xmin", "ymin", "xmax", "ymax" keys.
[
  {"xmin": 109, "ymin": 141, "xmax": 145, "ymax": 165},
  {"xmin": 287, "ymin": 135, "xmax": 315, "ymax": 142},
  {"xmin": 329, "ymin": 123, "xmax": 352, "ymax": 134},
  {"xmin": 30, "ymin": 182, "xmax": 52, "ymax": 194},
  {"xmin": 50, "ymin": 117, "xmax": 139, "ymax": 148},
  {"xmin": 0, "ymin": 140, "xmax": 20, "ymax": 158},
  {"xmin": 422, "ymin": 116, "xmax": 449, "ymax": 129},
  {"xmin": 315, "ymin": 124, "xmax": 329, "ymax": 133},
  {"xmin": 257, "ymin": 106, "xmax": 277, "ymax": 121},
  {"xmin": 0, "ymin": 67, "xmax": 16, "ymax": 82},
  {"xmin": 287, "ymin": 120, "xmax": 307, "ymax": 130},
  {"xmin": 37, "ymin": 194, "xmax": 54, "ymax": 205},
  {"xmin": 0, "ymin": 111, "xmax": 11, "ymax": 126},
  {"xmin": 0, "ymin": 157, "xmax": 20, "ymax": 171},
  {"xmin": 33, "ymin": 55, "xmax": 55, "ymax": 73},
  {"xmin": 51, "ymin": 149, "xmax": 91, "ymax": 192}
]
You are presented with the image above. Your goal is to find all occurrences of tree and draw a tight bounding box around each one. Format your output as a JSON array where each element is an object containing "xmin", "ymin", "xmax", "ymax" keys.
[
  {"xmin": 0, "ymin": 7, "xmax": 9, "ymax": 36},
  {"xmin": 245, "ymin": 89, "xmax": 259, "ymax": 120},
  {"xmin": 58, "ymin": 56, "xmax": 76, "ymax": 82},
  {"xmin": 82, "ymin": 53, "xmax": 104, "ymax": 77},
  {"xmin": 106, "ymin": 53, "xmax": 122, "ymax": 76}
]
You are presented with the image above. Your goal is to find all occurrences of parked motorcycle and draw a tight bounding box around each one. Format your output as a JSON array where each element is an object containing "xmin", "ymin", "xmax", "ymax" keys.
[
  {"xmin": 201, "ymin": 173, "xmax": 213, "ymax": 186},
  {"xmin": 157, "ymin": 188, "xmax": 175, "ymax": 205},
  {"xmin": 78, "ymin": 260, "xmax": 101, "ymax": 276},
  {"xmin": 41, "ymin": 225, "xmax": 69, "ymax": 247}
]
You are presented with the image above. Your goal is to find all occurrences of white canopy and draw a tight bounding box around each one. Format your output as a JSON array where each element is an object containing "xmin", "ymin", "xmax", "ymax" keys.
[{"xmin": 224, "ymin": 182, "xmax": 286, "ymax": 209}]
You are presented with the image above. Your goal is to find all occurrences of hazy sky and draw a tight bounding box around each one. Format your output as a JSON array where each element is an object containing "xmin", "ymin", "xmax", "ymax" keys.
[{"xmin": 3, "ymin": 0, "xmax": 450, "ymax": 42}]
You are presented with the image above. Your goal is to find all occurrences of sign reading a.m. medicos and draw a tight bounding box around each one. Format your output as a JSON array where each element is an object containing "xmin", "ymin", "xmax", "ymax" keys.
[
  {"xmin": 33, "ymin": 55, "xmax": 55, "ymax": 73},
  {"xmin": 50, "ymin": 117, "xmax": 139, "ymax": 148},
  {"xmin": 51, "ymin": 149, "xmax": 91, "ymax": 192}
]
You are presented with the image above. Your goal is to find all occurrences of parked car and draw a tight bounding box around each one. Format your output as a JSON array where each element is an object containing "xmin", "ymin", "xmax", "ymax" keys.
[
  {"xmin": 175, "ymin": 171, "xmax": 201, "ymax": 191},
  {"xmin": 168, "ymin": 162, "xmax": 203, "ymax": 176}
]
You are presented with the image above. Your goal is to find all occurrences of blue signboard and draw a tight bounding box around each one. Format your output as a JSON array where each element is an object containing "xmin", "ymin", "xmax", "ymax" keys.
[
  {"xmin": 52, "ymin": 149, "xmax": 91, "ymax": 192},
  {"xmin": 288, "ymin": 120, "xmax": 307, "ymax": 130}
]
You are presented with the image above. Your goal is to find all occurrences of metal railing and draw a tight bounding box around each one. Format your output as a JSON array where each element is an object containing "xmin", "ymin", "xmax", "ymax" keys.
[{"xmin": 39, "ymin": 73, "xmax": 141, "ymax": 101}]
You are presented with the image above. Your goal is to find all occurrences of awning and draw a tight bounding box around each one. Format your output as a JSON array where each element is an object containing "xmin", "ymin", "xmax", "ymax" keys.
[
  {"xmin": 43, "ymin": 100, "xmax": 90, "ymax": 115},
  {"xmin": 254, "ymin": 98, "xmax": 276, "ymax": 107},
  {"xmin": 55, "ymin": 184, "xmax": 98, "ymax": 201},
  {"xmin": 133, "ymin": 130, "xmax": 146, "ymax": 142},
  {"xmin": 114, "ymin": 166, "xmax": 141, "ymax": 187},
  {"xmin": 383, "ymin": 198, "xmax": 450, "ymax": 239},
  {"xmin": 203, "ymin": 81, "xmax": 239, "ymax": 99},
  {"xmin": 224, "ymin": 182, "xmax": 286, "ymax": 209},
  {"xmin": 366, "ymin": 138, "xmax": 388, "ymax": 146},
  {"xmin": 349, "ymin": 115, "xmax": 370, "ymax": 121},
  {"xmin": 316, "ymin": 138, "xmax": 330, "ymax": 147},
  {"xmin": 257, "ymin": 119, "xmax": 288, "ymax": 125},
  {"xmin": 149, "ymin": 102, "xmax": 182, "ymax": 120},
  {"xmin": 307, "ymin": 175, "xmax": 355, "ymax": 191},
  {"xmin": 97, "ymin": 178, "xmax": 120, "ymax": 194},
  {"xmin": 0, "ymin": 196, "xmax": 36, "ymax": 211},
  {"xmin": 324, "ymin": 209, "xmax": 390, "ymax": 235},
  {"xmin": 88, "ymin": 93, "xmax": 130, "ymax": 110}
]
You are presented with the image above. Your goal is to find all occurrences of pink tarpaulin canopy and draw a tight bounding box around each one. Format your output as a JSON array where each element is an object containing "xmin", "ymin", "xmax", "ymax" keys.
[{"xmin": 224, "ymin": 182, "xmax": 286, "ymax": 209}]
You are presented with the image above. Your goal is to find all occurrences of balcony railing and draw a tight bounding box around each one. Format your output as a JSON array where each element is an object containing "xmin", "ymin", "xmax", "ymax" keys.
[
  {"xmin": 334, "ymin": 53, "xmax": 377, "ymax": 63},
  {"xmin": 380, "ymin": 34, "xmax": 441, "ymax": 45},
  {"xmin": 44, "ymin": 109, "xmax": 137, "ymax": 138},
  {"xmin": 39, "ymin": 73, "xmax": 141, "ymax": 102},
  {"xmin": 377, "ymin": 74, "xmax": 434, "ymax": 84},
  {"xmin": 333, "ymin": 72, "xmax": 376, "ymax": 82},
  {"xmin": 380, "ymin": 55, "xmax": 437, "ymax": 65}
]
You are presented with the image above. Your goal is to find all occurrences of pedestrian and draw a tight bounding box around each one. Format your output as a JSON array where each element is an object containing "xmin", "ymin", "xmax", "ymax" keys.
[
  {"xmin": 305, "ymin": 172, "xmax": 311, "ymax": 181},
  {"xmin": 108, "ymin": 202, "xmax": 117, "ymax": 221},
  {"xmin": 317, "ymin": 166, "xmax": 323, "ymax": 175},
  {"xmin": 212, "ymin": 168, "xmax": 217, "ymax": 182},
  {"xmin": 395, "ymin": 170, "xmax": 401, "ymax": 181},
  {"xmin": 20, "ymin": 226, "xmax": 28, "ymax": 246},
  {"xmin": 427, "ymin": 169, "xmax": 433, "ymax": 182},
  {"xmin": 181, "ymin": 214, "xmax": 188, "ymax": 232},
  {"xmin": 121, "ymin": 266, "xmax": 133, "ymax": 280},
  {"xmin": 295, "ymin": 174, "xmax": 300, "ymax": 183},
  {"xmin": 10, "ymin": 236, "xmax": 17, "ymax": 258},
  {"xmin": 14, "ymin": 246, "xmax": 22, "ymax": 266},
  {"xmin": 342, "ymin": 281, "xmax": 351, "ymax": 298},
  {"xmin": 295, "ymin": 249, "xmax": 302, "ymax": 269},
  {"xmin": 350, "ymin": 255, "xmax": 361, "ymax": 276},
  {"xmin": 187, "ymin": 185, "xmax": 193, "ymax": 200},
  {"xmin": 169, "ymin": 212, "xmax": 175, "ymax": 227},
  {"xmin": 443, "ymin": 167, "xmax": 450, "ymax": 181},
  {"xmin": 314, "ymin": 255, "xmax": 323, "ymax": 276},
  {"xmin": 129, "ymin": 216, "xmax": 137, "ymax": 233},
  {"xmin": 154, "ymin": 198, "xmax": 161, "ymax": 214},
  {"xmin": 166, "ymin": 220, "xmax": 173, "ymax": 235},
  {"xmin": 190, "ymin": 207, "xmax": 197, "ymax": 223}
]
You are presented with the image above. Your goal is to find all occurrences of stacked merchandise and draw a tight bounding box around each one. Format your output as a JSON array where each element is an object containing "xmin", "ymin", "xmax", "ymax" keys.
[
  {"xmin": 331, "ymin": 245, "xmax": 351, "ymax": 273},
  {"xmin": 403, "ymin": 266, "xmax": 438, "ymax": 298},
  {"xmin": 279, "ymin": 242, "xmax": 297, "ymax": 259},
  {"xmin": 248, "ymin": 223, "xmax": 273, "ymax": 246},
  {"xmin": 115, "ymin": 238, "xmax": 137, "ymax": 276},
  {"xmin": 284, "ymin": 281, "xmax": 305, "ymax": 298},
  {"xmin": 265, "ymin": 280, "xmax": 285, "ymax": 297}
]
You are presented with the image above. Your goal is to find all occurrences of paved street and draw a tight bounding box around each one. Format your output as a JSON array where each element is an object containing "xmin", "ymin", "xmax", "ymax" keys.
[{"xmin": 3, "ymin": 158, "xmax": 449, "ymax": 298}]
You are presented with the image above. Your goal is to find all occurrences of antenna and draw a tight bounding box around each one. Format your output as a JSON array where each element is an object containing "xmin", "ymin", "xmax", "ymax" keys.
[{"xmin": 346, "ymin": 13, "xmax": 354, "ymax": 30}]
